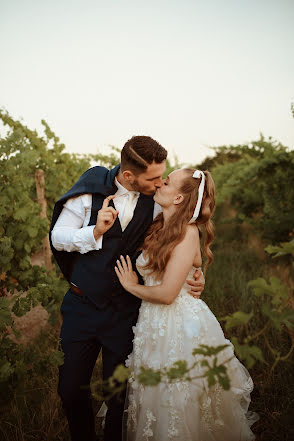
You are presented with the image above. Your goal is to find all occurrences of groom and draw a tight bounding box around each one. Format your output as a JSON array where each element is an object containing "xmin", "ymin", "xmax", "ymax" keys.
[{"xmin": 50, "ymin": 136, "xmax": 204, "ymax": 441}]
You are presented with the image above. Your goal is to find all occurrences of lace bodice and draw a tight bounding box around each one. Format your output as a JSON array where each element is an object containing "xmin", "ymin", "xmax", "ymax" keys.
[{"xmin": 131, "ymin": 251, "xmax": 219, "ymax": 353}]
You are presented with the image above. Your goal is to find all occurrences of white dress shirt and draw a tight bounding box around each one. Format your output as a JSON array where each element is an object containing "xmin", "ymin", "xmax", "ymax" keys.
[{"xmin": 51, "ymin": 178, "xmax": 162, "ymax": 254}]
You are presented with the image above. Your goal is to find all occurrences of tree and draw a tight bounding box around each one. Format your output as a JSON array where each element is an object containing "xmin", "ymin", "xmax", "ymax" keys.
[{"xmin": 196, "ymin": 136, "xmax": 294, "ymax": 243}]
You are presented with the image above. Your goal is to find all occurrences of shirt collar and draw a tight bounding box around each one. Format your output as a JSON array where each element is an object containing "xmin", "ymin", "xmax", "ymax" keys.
[{"xmin": 114, "ymin": 177, "xmax": 139, "ymax": 197}]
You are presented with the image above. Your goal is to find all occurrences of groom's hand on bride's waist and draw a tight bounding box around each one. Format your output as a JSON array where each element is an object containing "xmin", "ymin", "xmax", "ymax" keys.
[
  {"xmin": 93, "ymin": 195, "xmax": 119, "ymax": 240},
  {"xmin": 186, "ymin": 269, "xmax": 205, "ymax": 299}
]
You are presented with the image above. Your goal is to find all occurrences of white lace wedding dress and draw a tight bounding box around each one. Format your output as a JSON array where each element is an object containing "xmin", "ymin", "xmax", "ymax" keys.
[{"xmin": 123, "ymin": 253, "xmax": 258, "ymax": 441}]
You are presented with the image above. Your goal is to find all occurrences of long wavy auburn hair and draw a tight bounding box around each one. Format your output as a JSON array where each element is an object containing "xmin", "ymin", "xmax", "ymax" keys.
[{"xmin": 141, "ymin": 169, "xmax": 215, "ymax": 279}]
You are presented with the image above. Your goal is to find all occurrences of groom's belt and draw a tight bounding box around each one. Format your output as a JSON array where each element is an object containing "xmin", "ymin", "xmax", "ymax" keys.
[
  {"xmin": 70, "ymin": 283, "xmax": 84, "ymax": 296},
  {"xmin": 69, "ymin": 283, "xmax": 121, "ymax": 299}
]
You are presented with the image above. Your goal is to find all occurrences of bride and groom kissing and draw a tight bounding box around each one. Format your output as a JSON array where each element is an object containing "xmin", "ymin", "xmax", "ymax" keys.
[{"xmin": 50, "ymin": 136, "xmax": 257, "ymax": 441}]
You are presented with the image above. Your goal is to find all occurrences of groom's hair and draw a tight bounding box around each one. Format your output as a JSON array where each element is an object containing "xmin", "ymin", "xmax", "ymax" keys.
[{"xmin": 121, "ymin": 136, "xmax": 167, "ymax": 175}]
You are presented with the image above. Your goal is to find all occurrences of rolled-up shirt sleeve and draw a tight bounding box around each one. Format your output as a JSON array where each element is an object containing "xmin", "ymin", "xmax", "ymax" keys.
[{"xmin": 51, "ymin": 194, "xmax": 103, "ymax": 254}]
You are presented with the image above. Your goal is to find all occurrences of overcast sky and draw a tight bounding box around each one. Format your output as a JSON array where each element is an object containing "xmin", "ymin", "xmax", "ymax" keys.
[{"xmin": 1, "ymin": 0, "xmax": 293, "ymax": 164}]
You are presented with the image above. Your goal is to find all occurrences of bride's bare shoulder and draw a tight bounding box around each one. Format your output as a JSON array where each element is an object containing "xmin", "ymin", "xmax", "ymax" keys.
[{"xmin": 185, "ymin": 224, "xmax": 200, "ymax": 242}]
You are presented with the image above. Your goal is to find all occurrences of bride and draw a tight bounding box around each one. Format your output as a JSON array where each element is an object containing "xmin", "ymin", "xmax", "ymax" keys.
[{"xmin": 115, "ymin": 168, "xmax": 258, "ymax": 441}]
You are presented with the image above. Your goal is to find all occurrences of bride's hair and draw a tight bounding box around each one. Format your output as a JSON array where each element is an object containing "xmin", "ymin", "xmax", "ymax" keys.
[{"xmin": 141, "ymin": 169, "xmax": 215, "ymax": 279}]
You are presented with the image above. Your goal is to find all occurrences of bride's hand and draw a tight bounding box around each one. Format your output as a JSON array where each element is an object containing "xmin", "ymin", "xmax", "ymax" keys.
[{"xmin": 115, "ymin": 255, "xmax": 139, "ymax": 292}]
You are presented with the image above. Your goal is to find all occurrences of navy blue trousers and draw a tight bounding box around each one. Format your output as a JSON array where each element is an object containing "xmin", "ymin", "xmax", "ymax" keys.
[{"xmin": 58, "ymin": 289, "xmax": 139, "ymax": 441}]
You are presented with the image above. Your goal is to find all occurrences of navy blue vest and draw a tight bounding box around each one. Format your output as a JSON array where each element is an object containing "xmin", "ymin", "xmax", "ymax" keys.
[{"xmin": 50, "ymin": 165, "xmax": 155, "ymax": 310}]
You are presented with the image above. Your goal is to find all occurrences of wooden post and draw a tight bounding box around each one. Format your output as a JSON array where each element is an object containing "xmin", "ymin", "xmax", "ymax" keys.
[{"xmin": 35, "ymin": 169, "xmax": 54, "ymax": 270}]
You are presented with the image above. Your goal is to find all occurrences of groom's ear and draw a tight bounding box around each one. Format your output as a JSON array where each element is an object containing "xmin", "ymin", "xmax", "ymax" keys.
[
  {"xmin": 174, "ymin": 194, "xmax": 184, "ymax": 205},
  {"xmin": 122, "ymin": 170, "xmax": 136, "ymax": 184}
]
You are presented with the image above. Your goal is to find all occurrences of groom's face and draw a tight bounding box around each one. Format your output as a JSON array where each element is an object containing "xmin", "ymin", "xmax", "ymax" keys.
[{"xmin": 131, "ymin": 161, "xmax": 166, "ymax": 195}]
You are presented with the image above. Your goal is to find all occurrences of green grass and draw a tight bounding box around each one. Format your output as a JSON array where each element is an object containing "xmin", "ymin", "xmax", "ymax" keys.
[
  {"xmin": 0, "ymin": 326, "xmax": 104, "ymax": 441},
  {"xmin": 204, "ymin": 240, "xmax": 294, "ymax": 441},
  {"xmin": 1, "ymin": 239, "xmax": 293, "ymax": 441}
]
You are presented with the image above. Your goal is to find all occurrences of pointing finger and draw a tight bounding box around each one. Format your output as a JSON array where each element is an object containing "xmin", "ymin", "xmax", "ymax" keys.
[{"xmin": 102, "ymin": 195, "xmax": 116, "ymax": 209}]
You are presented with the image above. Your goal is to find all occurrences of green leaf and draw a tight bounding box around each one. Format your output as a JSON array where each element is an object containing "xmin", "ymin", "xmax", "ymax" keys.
[
  {"xmin": 0, "ymin": 297, "xmax": 13, "ymax": 332},
  {"xmin": 248, "ymin": 277, "xmax": 288, "ymax": 305},
  {"xmin": 112, "ymin": 364, "xmax": 131, "ymax": 383},
  {"xmin": 220, "ymin": 311, "xmax": 253, "ymax": 330},
  {"xmin": 262, "ymin": 304, "xmax": 294, "ymax": 330},
  {"xmin": 12, "ymin": 294, "xmax": 33, "ymax": 317},
  {"xmin": 27, "ymin": 226, "xmax": 38, "ymax": 238},
  {"xmin": 265, "ymin": 240, "xmax": 294, "ymax": 258},
  {"xmin": 48, "ymin": 350, "xmax": 65, "ymax": 367},
  {"xmin": 24, "ymin": 243, "xmax": 31, "ymax": 253},
  {"xmin": 0, "ymin": 237, "xmax": 14, "ymax": 270},
  {"xmin": 231, "ymin": 337, "xmax": 265, "ymax": 368},
  {"xmin": 166, "ymin": 360, "xmax": 189, "ymax": 381},
  {"xmin": 0, "ymin": 359, "xmax": 14, "ymax": 382},
  {"xmin": 19, "ymin": 256, "xmax": 32, "ymax": 270},
  {"xmin": 192, "ymin": 344, "xmax": 230, "ymax": 357},
  {"xmin": 14, "ymin": 239, "xmax": 23, "ymax": 251},
  {"xmin": 13, "ymin": 206, "xmax": 30, "ymax": 221},
  {"xmin": 201, "ymin": 358, "xmax": 231, "ymax": 390},
  {"xmin": 137, "ymin": 367, "xmax": 162, "ymax": 386}
]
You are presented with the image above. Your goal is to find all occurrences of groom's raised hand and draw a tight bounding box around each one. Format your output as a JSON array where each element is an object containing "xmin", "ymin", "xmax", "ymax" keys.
[{"xmin": 93, "ymin": 195, "xmax": 119, "ymax": 240}]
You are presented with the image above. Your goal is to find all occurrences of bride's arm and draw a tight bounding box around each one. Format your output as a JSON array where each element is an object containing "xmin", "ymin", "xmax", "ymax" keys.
[{"xmin": 115, "ymin": 225, "xmax": 200, "ymax": 305}]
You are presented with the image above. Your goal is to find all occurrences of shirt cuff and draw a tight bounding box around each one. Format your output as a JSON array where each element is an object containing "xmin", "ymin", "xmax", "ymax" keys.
[{"xmin": 89, "ymin": 225, "xmax": 103, "ymax": 250}]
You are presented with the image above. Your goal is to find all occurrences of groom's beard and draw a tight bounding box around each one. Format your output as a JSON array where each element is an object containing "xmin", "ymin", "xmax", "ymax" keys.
[{"xmin": 131, "ymin": 179, "xmax": 156, "ymax": 196}]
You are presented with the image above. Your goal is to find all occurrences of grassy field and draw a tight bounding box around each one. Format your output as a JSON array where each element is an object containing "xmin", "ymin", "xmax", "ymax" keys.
[
  {"xmin": 1, "ymin": 240, "xmax": 293, "ymax": 441},
  {"xmin": 0, "ymin": 325, "xmax": 104, "ymax": 441},
  {"xmin": 204, "ymin": 240, "xmax": 294, "ymax": 441}
]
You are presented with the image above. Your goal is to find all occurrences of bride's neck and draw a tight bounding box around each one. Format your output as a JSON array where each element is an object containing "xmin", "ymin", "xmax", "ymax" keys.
[{"xmin": 162, "ymin": 205, "xmax": 177, "ymax": 224}]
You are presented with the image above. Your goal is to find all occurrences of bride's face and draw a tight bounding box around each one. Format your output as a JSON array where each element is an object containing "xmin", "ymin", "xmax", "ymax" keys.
[{"xmin": 154, "ymin": 169, "xmax": 185, "ymax": 208}]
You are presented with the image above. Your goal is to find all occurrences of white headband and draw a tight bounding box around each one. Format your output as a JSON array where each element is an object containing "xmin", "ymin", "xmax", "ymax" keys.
[{"xmin": 188, "ymin": 170, "xmax": 205, "ymax": 224}]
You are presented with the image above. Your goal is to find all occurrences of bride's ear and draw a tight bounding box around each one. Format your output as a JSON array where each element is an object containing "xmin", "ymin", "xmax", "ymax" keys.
[{"xmin": 174, "ymin": 194, "xmax": 184, "ymax": 205}]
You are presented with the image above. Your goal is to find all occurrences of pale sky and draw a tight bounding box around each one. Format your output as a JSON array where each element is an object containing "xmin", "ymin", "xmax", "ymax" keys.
[{"xmin": 1, "ymin": 0, "xmax": 293, "ymax": 164}]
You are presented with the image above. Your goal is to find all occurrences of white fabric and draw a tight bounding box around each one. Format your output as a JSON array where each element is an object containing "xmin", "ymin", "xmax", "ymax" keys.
[
  {"xmin": 188, "ymin": 170, "xmax": 205, "ymax": 224},
  {"xmin": 51, "ymin": 178, "xmax": 162, "ymax": 253},
  {"xmin": 121, "ymin": 191, "xmax": 139, "ymax": 231},
  {"xmin": 51, "ymin": 194, "xmax": 103, "ymax": 254},
  {"xmin": 123, "ymin": 253, "xmax": 258, "ymax": 441},
  {"xmin": 112, "ymin": 178, "xmax": 140, "ymax": 221}
]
